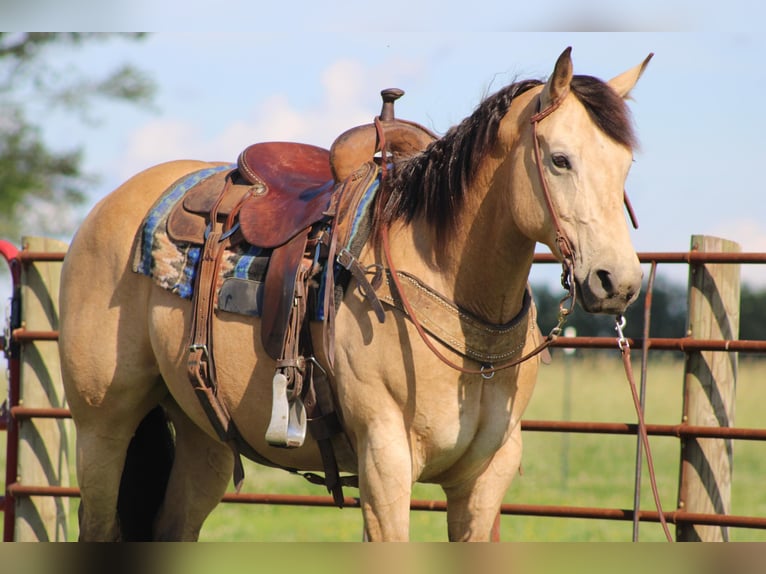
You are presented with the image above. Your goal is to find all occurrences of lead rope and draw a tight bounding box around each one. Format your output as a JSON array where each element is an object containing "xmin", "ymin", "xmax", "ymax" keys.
[{"xmin": 615, "ymin": 315, "xmax": 673, "ymax": 541}]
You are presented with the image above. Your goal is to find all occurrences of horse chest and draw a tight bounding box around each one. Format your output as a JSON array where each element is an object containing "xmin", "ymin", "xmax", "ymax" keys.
[{"xmin": 409, "ymin": 381, "xmax": 516, "ymax": 479}]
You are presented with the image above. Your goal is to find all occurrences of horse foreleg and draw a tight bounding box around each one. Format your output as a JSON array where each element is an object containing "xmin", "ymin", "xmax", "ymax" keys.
[
  {"xmin": 443, "ymin": 423, "xmax": 524, "ymax": 542},
  {"xmin": 153, "ymin": 399, "xmax": 234, "ymax": 541},
  {"xmin": 356, "ymin": 423, "xmax": 414, "ymax": 541}
]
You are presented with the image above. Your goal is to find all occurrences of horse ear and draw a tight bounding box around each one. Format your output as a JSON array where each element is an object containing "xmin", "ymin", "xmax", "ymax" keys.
[
  {"xmin": 540, "ymin": 47, "xmax": 573, "ymax": 108},
  {"xmin": 608, "ymin": 53, "xmax": 654, "ymax": 98}
]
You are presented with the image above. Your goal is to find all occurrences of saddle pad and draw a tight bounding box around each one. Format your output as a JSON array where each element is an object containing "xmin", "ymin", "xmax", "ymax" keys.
[{"xmin": 132, "ymin": 165, "xmax": 270, "ymax": 311}]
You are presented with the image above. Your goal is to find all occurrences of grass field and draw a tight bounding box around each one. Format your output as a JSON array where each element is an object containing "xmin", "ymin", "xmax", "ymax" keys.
[{"xmin": 3, "ymin": 354, "xmax": 765, "ymax": 541}]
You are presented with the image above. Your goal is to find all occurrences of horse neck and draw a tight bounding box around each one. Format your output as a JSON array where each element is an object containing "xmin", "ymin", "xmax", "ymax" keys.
[
  {"xmin": 450, "ymin": 161, "xmax": 536, "ymax": 325},
  {"xmin": 381, "ymin": 90, "xmax": 542, "ymax": 325},
  {"xmin": 388, "ymin": 155, "xmax": 536, "ymax": 327}
]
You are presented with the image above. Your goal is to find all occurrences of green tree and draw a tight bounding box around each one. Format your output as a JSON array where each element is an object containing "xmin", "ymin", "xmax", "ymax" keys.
[
  {"xmin": 0, "ymin": 32, "xmax": 155, "ymax": 238},
  {"xmin": 740, "ymin": 284, "xmax": 766, "ymax": 342}
]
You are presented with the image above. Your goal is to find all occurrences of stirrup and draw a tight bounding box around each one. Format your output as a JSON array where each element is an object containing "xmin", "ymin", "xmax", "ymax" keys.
[{"xmin": 265, "ymin": 371, "xmax": 307, "ymax": 448}]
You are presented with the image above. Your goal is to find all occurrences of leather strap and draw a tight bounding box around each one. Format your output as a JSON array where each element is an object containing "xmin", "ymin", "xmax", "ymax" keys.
[
  {"xmin": 185, "ymin": 173, "xmax": 249, "ymax": 489},
  {"xmin": 616, "ymin": 319, "xmax": 673, "ymax": 542},
  {"xmin": 303, "ymin": 360, "xmax": 346, "ymax": 507},
  {"xmin": 322, "ymin": 161, "xmax": 385, "ymax": 368},
  {"xmin": 337, "ymin": 248, "xmax": 385, "ymax": 323},
  {"xmin": 187, "ymin": 174, "xmax": 237, "ymax": 438},
  {"xmin": 530, "ymin": 92, "xmax": 576, "ymax": 284},
  {"xmin": 260, "ymin": 230, "xmax": 311, "ymax": 360},
  {"xmin": 624, "ymin": 190, "xmax": 639, "ymax": 230}
]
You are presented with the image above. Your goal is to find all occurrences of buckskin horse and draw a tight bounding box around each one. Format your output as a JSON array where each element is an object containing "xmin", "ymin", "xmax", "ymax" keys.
[{"xmin": 59, "ymin": 48, "xmax": 651, "ymax": 541}]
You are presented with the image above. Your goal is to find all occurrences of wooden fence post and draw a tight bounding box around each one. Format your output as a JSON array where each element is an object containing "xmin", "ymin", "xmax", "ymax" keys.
[
  {"xmin": 676, "ymin": 235, "xmax": 740, "ymax": 542},
  {"xmin": 14, "ymin": 236, "xmax": 70, "ymax": 541}
]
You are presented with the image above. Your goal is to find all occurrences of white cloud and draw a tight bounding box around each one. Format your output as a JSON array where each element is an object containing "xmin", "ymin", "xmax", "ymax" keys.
[
  {"xmin": 118, "ymin": 119, "xmax": 201, "ymax": 178},
  {"xmin": 116, "ymin": 58, "xmax": 417, "ymax": 180},
  {"xmin": 711, "ymin": 219, "xmax": 766, "ymax": 287},
  {"xmin": 711, "ymin": 219, "xmax": 766, "ymax": 251}
]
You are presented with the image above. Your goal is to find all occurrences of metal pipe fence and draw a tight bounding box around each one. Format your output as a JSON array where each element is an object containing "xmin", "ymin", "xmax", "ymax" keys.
[{"xmin": 2, "ymin": 243, "xmax": 765, "ymax": 539}]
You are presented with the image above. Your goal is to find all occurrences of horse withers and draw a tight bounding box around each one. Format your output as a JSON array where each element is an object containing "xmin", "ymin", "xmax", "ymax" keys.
[{"xmin": 59, "ymin": 48, "xmax": 650, "ymax": 541}]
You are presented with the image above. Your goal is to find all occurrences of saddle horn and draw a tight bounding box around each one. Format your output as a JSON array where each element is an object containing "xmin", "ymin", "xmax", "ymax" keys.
[
  {"xmin": 379, "ymin": 88, "xmax": 404, "ymax": 121},
  {"xmin": 329, "ymin": 88, "xmax": 437, "ymax": 182}
]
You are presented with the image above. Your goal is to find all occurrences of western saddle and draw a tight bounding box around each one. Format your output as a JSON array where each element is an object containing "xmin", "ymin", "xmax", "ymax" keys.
[{"xmin": 165, "ymin": 89, "xmax": 436, "ymax": 504}]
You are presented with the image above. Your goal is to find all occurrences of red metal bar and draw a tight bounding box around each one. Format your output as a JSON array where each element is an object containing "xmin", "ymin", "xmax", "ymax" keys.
[
  {"xmin": 0, "ymin": 241, "xmax": 20, "ymax": 542},
  {"xmin": 24, "ymin": 249, "xmax": 765, "ymax": 266},
  {"xmin": 498, "ymin": 504, "xmax": 766, "ymax": 530},
  {"xmin": 9, "ymin": 483, "xmax": 766, "ymax": 531},
  {"xmin": 550, "ymin": 336, "xmax": 766, "ymax": 353},
  {"xmin": 14, "ymin": 329, "xmax": 766, "ymax": 354},
  {"xmin": 14, "ymin": 251, "xmax": 66, "ymax": 263},
  {"xmin": 13, "ymin": 404, "xmax": 766, "ymax": 442},
  {"xmin": 637, "ymin": 252, "xmax": 766, "ymax": 264},
  {"xmin": 0, "ymin": 240, "xmax": 20, "ymax": 284},
  {"xmin": 9, "ymin": 407, "xmax": 71, "ymax": 420},
  {"xmin": 11, "ymin": 329, "xmax": 59, "ymax": 342},
  {"xmin": 7, "ymin": 484, "xmax": 81, "ymax": 498},
  {"xmin": 631, "ymin": 261, "xmax": 657, "ymax": 540},
  {"xmin": 521, "ymin": 420, "xmax": 766, "ymax": 440}
]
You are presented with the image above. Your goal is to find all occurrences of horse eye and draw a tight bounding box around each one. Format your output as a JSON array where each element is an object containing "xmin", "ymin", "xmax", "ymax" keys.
[{"xmin": 552, "ymin": 153, "xmax": 571, "ymax": 170}]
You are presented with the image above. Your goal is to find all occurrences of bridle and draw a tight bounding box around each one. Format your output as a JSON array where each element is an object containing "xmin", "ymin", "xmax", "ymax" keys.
[{"xmin": 530, "ymin": 86, "xmax": 577, "ymax": 292}]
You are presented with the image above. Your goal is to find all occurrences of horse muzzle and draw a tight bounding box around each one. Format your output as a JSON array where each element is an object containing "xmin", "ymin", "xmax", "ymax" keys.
[{"xmin": 575, "ymin": 263, "xmax": 643, "ymax": 314}]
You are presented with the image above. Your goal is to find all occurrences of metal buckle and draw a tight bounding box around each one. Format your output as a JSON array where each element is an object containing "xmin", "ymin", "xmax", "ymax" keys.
[
  {"xmin": 614, "ymin": 314, "xmax": 629, "ymax": 351},
  {"xmin": 188, "ymin": 343, "xmax": 210, "ymax": 361}
]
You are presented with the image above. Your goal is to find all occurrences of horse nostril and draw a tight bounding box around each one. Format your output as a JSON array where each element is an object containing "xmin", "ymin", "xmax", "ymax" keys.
[{"xmin": 596, "ymin": 269, "xmax": 614, "ymax": 296}]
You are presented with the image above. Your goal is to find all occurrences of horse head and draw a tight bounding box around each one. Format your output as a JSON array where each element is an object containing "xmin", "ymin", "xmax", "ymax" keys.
[{"xmin": 512, "ymin": 48, "xmax": 651, "ymax": 314}]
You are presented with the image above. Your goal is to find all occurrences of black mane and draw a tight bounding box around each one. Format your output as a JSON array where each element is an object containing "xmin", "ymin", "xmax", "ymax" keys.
[{"xmin": 373, "ymin": 75, "xmax": 636, "ymax": 242}]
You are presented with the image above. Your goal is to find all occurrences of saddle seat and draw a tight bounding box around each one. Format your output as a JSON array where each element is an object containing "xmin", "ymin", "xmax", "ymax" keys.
[
  {"xmin": 237, "ymin": 142, "xmax": 334, "ymax": 248},
  {"xmin": 166, "ymin": 142, "xmax": 333, "ymax": 249}
]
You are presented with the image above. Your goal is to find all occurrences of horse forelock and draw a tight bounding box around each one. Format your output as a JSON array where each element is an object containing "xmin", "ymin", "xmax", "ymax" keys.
[{"xmin": 372, "ymin": 74, "xmax": 635, "ymax": 243}]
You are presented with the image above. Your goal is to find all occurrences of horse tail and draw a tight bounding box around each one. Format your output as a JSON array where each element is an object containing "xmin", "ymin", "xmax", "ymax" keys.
[{"xmin": 117, "ymin": 405, "xmax": 175, "ymax": 541}]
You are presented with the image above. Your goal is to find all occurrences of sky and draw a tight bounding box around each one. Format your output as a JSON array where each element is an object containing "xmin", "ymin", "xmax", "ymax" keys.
[{"xmin": 2, "ymin": 2, "xmax": 765, "ymax": 292}]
